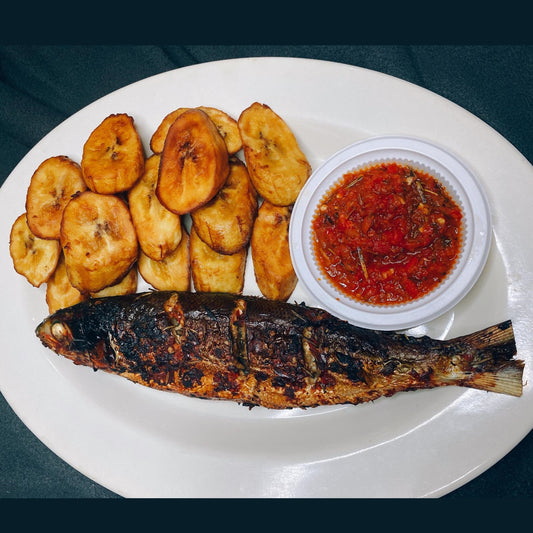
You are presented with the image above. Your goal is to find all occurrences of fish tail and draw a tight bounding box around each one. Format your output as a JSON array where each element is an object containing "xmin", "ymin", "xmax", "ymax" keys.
[
  {"xmin": 466, "ymin": 363, "xmax": 524, "ymax": 397},
  {"xmin": 443, "ymin": 320, "xmax": 524, "ymax": 397},
  {"xmin": 458, "ymin": 319, "xmax": 516, "ymax": 355}
]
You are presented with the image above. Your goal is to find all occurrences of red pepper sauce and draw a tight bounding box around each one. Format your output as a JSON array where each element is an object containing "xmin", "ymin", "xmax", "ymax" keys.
[{"xmin": 312, "ymin": 162, "xmax": 463, "ymax": 305}]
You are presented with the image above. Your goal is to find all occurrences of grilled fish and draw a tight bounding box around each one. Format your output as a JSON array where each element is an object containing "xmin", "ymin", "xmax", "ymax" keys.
[{"xmin": 35, "ymin": 291, "xmax": 524, "ymax": 409}]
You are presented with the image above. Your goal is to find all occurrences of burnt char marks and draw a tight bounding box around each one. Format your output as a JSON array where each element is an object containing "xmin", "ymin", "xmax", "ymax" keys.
[
  {"xmin": 230, "ymin": 298, "xmax": 249, "ymax": 373},
  {"xmin": 247, "ymin": 319, "xmax": 305, "ymax": 375},
  {"xmin": 94, "ymin": 292, "xmax": 391, "ymax": 397},
  {"xmin": 180, "ymin": 296, "xmax": 234, "ymax": 365},
  {"xmin": 381, "ymin": 359, "xmax": 398, "ymax": 376},
  {"xmin": 213, "ymin": 369, "xmax": 240, "ymax": 394},
  {"xmin": 302, "ymin": 326, "xmax": 321, "ymax": 379},
  {"xmin": 244, "ymin": 298, "xmax": 322, "ymax": 399},
  {"xmin": 330, "ymin": 352, "xmax": 366, "ymax": 382},
  {"xmin": 110, "ymin": 293, "xmax": 176, "ymax": 371},
  {"xmin": 181, "ymin": 367, "xmax": 204, "ymax": 389},
  {"xmin": 171, "ymin": 293, "xmax": 253, "ymax": 396}
]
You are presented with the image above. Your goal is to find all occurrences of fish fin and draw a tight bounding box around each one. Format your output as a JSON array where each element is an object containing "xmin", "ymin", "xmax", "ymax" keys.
[
  {"xmin": 458, "ymin": 320, "xmax": 516, "ymax": 356},
  {"xmin": 444, "ymin": 320, "xmax": 524, "ymax": 397},
  {"xmin": 466, "ymin": 362, "xmax": 525, "ymax": 397}
]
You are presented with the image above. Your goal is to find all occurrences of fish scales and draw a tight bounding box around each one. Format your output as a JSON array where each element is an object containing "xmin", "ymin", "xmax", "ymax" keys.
[{"xmin": 35, "ymin": 291, "xmax": 524, "ymax": 409}]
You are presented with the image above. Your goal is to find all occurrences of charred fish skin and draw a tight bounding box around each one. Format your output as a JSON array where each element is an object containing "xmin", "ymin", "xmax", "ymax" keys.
[{"xmin": 35, "ymin": 291, "xmax": 524, "ymax": 409}]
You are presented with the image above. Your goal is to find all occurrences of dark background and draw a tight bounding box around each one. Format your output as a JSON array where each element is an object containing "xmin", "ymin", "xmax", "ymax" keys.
[{"xmin": 0, "ymin": 44, "xmax": 532, "ymax": 498}]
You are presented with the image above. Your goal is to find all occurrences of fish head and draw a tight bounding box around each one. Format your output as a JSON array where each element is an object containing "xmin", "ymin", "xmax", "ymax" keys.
[{"xmin": 35, "ymin": 302, "xmax": 108, "ymax": 367}]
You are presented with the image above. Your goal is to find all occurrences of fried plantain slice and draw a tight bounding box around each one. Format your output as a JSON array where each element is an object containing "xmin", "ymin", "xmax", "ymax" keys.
[
  {"xmin": 90, "ymin": 264, "xmax": 138, "ymax": 298},
  {"xmin": 138, "ymin": 228, "xmax": 191, "ymax": 291},
  {"xmin": 9, "ymin": 213, "xmax": 61, "ymax": 287},
  {"xmin": 191, "ymin": 156, "xmax": 257, "ymax": 255},
  {"xmin": 25, "ymin": 155, "xmax": 87, "ymax": 240},
  {"xmin": 150, "ymin": 106, "xmax": 242, "ymax": 155},
  {"xmin": 157, "ymin": 108, "xmax": 230, "ymax": 215},
  {"xmin": 190, "ymin": 225, "xmax": 246, "ymax": 294},
  {"xmin": 81, "ymin": 113, "xmax": 145, "ymax": 194},
  {"xmin": 150, "ymin": 107, "xmax": 188, "ymax": 154},
  {"xmin": 238, "ymin": 102, "xmax": 311, "ymax": 206},
  {"xmin": 128, "ymin": 154, "xmax": 182, "ymax": 261},
  {"xmin": 198, "ymin": 106, "xmax": 242, "ymax": 155},
  {"xmin": 46, "ymin": 253, "xmax": 87, "ymax": 313},
  {"xmin": 60, "ymin": 191, "xmax": 138, "ymax": 293},
  {"xmin": 250, "ymin": 201, "xmax": 297, "ymax": 301}
]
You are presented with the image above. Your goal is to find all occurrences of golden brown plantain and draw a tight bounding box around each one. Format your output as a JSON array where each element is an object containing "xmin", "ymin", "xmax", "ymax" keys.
[
  {"xmin": 128, "ymin": 154, "xmax": 182, "ymax": 261},
  {"xmin": 191, "ymin": 156, "xmax": 258, "ymax": 255},
  {"xmin": 198, "ymin": 106, "xmax": 242, "ymax": 155},
  {"xmin": 190, "ymin": 225, "xmax": 247, "ymax": 294},
  {"xmin": 25, "ymin": 155, "xmax": 87, "ymax": 240},
  {"xmin": 138, "ymin": 228, "xmax": 191, "ymax": 291},
  {"xmin": 46, "ymin": 253, "xmax": 87, "ymax": 313},
  {"xmin": 150, "ymin": 106, "xmax": 242, "ymax": 155},
  {"xmin": 251, "ymin": 201, "xmax": 297, "ymax": 301},
  {"xmin": 90, "ymin": 265, "xmax": 138, "ymax": 298},
  {"xmin": 81, "ymin": 113, "xmax": 145, "ymax": 194},
  {"xmin": 9, "ymin": 213, "xmax": 61, "ymax": 287},
  {"xmin": 149, "ymin": 107, "xmax": 188, "ymax": 154},
  {"xmin": 60, "ymin": 191, "xmax": 138, "ymax": 293},
  {"xmin": 238, "ymin": 102, "xmax": 311, "ymax": 206},
  {"xmin": 157, "ymin": 108, "xmax": 230, "ymax": 215}
]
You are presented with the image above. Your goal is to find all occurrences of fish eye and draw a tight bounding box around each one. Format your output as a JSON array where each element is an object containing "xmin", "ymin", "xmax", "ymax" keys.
[{"xmin": 51, "ymin": 322, "xmax": 70, "ymax": 342}]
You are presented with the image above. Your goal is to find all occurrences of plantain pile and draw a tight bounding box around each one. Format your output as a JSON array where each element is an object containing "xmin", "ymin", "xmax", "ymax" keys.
[{"xmin": 9, "ymin": 103, "xmax": 312, "ymax": 314}]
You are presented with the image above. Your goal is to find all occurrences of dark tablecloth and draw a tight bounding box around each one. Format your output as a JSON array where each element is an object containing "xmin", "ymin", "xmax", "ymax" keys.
[{"xmin": 1, "ymin": 45, "xmax": 531, "ymax": 499}]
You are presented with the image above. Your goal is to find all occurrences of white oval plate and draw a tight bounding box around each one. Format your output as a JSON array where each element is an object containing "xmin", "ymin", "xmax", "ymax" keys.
[
  {"xmin": 290, "ymin": 135, "xmax": 492, "ymax": 330},
  {"xmin": 0, "ymin": 58, "xmax": 532, "ymax": 498}
]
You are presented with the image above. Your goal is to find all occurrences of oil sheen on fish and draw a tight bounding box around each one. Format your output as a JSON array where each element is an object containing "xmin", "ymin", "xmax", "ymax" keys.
[{"xmin": 35, "ymin": 291, "xmax": 524, "ymax": 409}]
